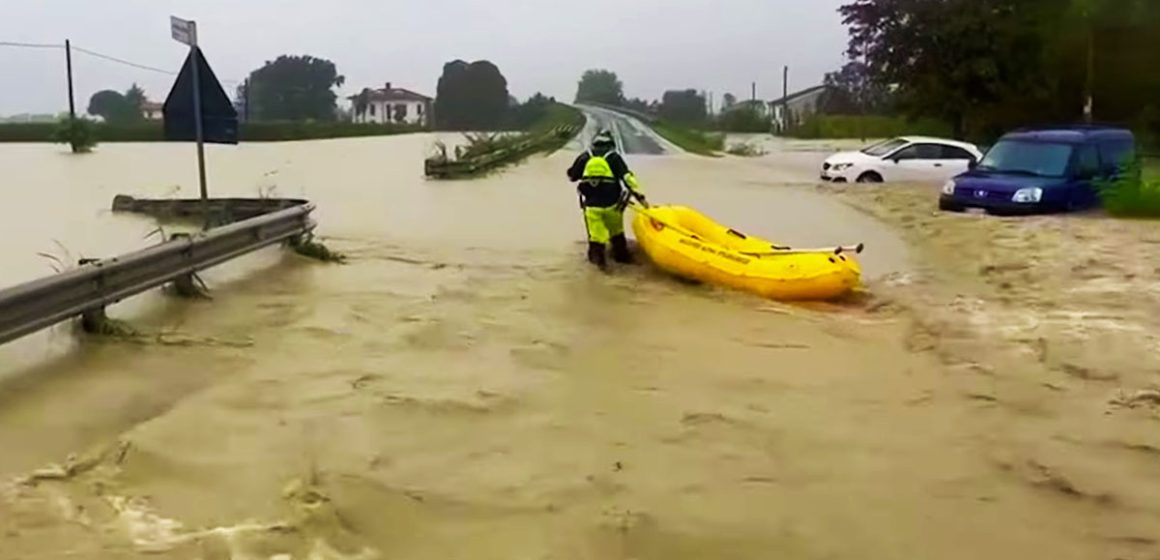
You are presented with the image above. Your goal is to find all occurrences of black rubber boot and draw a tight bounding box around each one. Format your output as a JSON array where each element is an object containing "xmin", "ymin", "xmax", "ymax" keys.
[
  {"xmin": 587, "ymin": 242, "xmax": 609, "ymax": 271},
  {"xmin": 609, "ymin": 234, "xmax": 635, "ymax": 264}
]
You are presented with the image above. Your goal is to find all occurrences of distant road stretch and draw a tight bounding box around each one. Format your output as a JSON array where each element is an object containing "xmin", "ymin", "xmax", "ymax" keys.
[{"xmin": 574, "ymin": 104, "xmax": 669, "ymax": 155}]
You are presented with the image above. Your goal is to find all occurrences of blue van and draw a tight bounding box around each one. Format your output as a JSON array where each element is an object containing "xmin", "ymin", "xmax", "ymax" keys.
[{"xmin": 939, "ymin": 125, "xmax": 1137, "ymax": 214}]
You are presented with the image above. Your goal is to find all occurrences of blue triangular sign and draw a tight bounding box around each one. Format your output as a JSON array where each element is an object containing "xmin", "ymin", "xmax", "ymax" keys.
[{"xmin": 163, "ymin": 47, "xmax": 239, "ymax": 144}]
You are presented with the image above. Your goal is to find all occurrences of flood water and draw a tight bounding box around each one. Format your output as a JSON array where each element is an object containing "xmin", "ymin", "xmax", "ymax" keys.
[{"xmin": 0, "ymin": 136, "xmax": 1126, "ymax": 559}]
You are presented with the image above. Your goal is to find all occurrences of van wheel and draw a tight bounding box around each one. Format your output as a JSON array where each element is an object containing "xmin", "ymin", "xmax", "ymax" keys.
[{"xmin": 856, "ymin": 172, "xmax": 883, "ymax": 184}]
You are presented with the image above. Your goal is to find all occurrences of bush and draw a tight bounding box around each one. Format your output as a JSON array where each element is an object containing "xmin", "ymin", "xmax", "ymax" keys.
[
  {"xmin": 716, "ymin": 108, "xmax": 771, "ymax": 133},
  {"xmin": 785, "ymin": 114, "xmax": 953, "ymax": 139},
  {"xmin": 1098, "ymin": 161, "xmax": 1160, "ymax": 218},
  {"xmin": 0, "ymin": 121, "xmax": 420, "ymax": 143},
  {"xmin": 52, "ymin": 117, "xmax": 98, "ymax": 153}
]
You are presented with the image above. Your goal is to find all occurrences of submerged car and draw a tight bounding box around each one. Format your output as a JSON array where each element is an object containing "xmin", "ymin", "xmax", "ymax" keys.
[
  {"xmin": 820, "ymin": 136, "xmax": 982, "ymax": 183},
  {"xmin": 939, "ymin": 125, "xmax": 1137, "ymax": 215}
]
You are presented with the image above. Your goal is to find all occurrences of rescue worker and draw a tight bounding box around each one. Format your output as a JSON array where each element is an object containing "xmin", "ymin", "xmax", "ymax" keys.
[{"xmin": 566, "ymin": 130, "xmax": 647, "ymax": 271}]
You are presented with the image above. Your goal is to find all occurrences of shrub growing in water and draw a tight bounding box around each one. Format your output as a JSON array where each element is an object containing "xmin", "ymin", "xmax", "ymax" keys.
[
  {"xmin": 1096, "ymin": 160, "xmax": 1160, "ymax": 218},
  {"xmin": 53, "ymin": 117, "xmax": 98, "ymax": 153}
]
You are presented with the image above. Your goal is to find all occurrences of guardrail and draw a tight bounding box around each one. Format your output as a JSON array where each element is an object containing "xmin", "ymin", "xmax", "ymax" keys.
[
  {"xmin": 425, "ymin": 124, "xmax": 581, "ymax": 179},
  {"xmin": 112, "ymin": 194, "xmax": 309, "ymax": 224},
  {"xmin": 0, "ymin": 200, "xmax": 315, "ymax": 345}
]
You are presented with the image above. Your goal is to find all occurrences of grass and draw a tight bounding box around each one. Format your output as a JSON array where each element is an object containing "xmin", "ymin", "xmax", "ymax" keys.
[
  {"xmin": 1145, "ymin": 157, "xmax": 1160, "ymax": 180},
  {"xmin": 292, "ymin": 236, "xmax": 347, "ymax": 263},
  {"xmin": 0, "ymin": 121, "xmax": 421, "ymax": 143},
  {"xmin": 785, "ymin": 115, "xmax": 953, "ymax": 140},
  {"xmin": 650, "ymin": 120, "xmax": 724, "ymax": 156}
]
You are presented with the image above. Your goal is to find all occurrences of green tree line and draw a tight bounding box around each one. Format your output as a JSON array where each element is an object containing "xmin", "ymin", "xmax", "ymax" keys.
[{"xmin": 839, "ymin": 0, "xmax": 1160, "ymax": 142}]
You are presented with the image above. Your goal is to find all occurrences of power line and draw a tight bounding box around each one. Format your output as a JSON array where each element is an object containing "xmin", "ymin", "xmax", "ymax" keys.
[
  {"xmin": 72, "ymin": 44, "xmax": 240, "ymax": 86},
  {"xmin": 0, "ymin": 40, "xmax": 63, "ymax": 49},
  {"xmin": 71, "ymin": 45, "xmax": 176, "ymax": 76},
  {"xmin": 3, "ymin": 39, "xmax": 239, "ymax": 89}
]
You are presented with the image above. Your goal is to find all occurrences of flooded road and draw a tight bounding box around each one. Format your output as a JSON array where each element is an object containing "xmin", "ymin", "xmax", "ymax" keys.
[
  {"xmin": 575, "ymin": 105, "xmax": 672, "ymax": 155},
  {"xmin": 0, "ymin": 135, "xmax": 1146, "ymax": 559}
]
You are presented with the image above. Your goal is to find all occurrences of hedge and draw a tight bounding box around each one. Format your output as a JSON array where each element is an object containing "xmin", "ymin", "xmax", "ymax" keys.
[{"xmin": 0, "ymin": 121, "xmax": 421, "ymax": 143}]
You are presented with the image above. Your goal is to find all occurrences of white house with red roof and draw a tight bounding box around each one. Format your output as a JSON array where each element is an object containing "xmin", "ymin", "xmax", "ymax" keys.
[{"xmin": 349, "ymin": 82, "xmax": 433, "ymax": 127}]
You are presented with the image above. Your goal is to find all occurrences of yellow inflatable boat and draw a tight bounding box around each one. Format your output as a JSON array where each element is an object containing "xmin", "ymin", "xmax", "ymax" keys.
[{"xmin": 631, "ymin": 205, "xmax": 864, "ymax": 301}]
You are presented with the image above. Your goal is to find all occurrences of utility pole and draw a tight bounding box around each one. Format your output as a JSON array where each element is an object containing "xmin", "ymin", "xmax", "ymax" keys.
[
  {"xmin": 243, "ymin": 77, "xmax": 251, "ymax": 123},
  {"xmin": 782, "ymin": 66, "xmax": 789, "ymax": 133},
  {"xmin": 1083, "ymin": 6, "xmax": 1094, "ymax": 123},
  {"xmin": 64, "ymin": 39, "xmax": 78, "ymax": 153}
]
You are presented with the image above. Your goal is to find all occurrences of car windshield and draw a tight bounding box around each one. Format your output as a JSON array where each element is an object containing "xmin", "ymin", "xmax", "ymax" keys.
[
  {"xmin": 861, "ymin": 138, "xmax": 908, "ymax": 157},
  {"xmin": 977, "ymin": 140, "xmax": 1074, "ymax": 177}
]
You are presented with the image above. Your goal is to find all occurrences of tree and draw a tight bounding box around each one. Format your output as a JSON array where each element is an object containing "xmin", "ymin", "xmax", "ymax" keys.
[
  {"xmin": 508, "ymin": 93, "xmax": 557, "ymax": 129},
  {"xmin": 352, "ymin": 88, "xmax": 372, "ymax": 121},
  {"xmin": 838, "ymin": 0, "xmax": 1160, "ymax": 139},
  {"xmin": 722, "ymin": 93, "xmax": 737, "ymax": 109},
  {"xmin": 659, "ymin": 89, "xmax": 707, "ymax": 125},
  {"xmin": 125, "ymin": 83, "xmax": 147, "ymax": 114},
  {"xmin": 246, "ymin": 55, "xmax": 345, "ymax": 122},
  {"xmin": 87, "ymin": 90, "xmax": 139, "ymax": 124},
  {"xmin": 434, "ymin": 59, "xmax": 511, "ymax": 130},
  {"xmin": 819, "ymin": 61, "xmax": 892, "ymax": 115},
  {"xmin": 575, "ymin": 69, "xmax": 624, "ymax": 105},
  {"xmin": 717, "ymin": 106, "xmax": 770, "ymax": 133},
  {"xmin": 622, "ymin": 97, "xmax": 658, "ymax": 115},
  {"xmin": 840, "ymin": 0, "xmax": 1063, "ymax": 138}
]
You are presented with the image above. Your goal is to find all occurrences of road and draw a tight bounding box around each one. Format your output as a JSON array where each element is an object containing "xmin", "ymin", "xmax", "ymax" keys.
[{"xmin": 574, "ymin": 104, "xmax": 673, "ymax": 155}]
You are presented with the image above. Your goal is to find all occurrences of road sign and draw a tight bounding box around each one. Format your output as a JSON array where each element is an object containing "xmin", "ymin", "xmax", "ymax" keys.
[
  {"xmin": 170, "ymin": 16, "xmax": 198, "ymax": 46},
  {"xmin": 162, "ymin": 47, "xmax": 238, "ymax": 144}
]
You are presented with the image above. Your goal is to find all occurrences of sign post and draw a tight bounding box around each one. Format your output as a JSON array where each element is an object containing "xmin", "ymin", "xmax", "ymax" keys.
[
  {"xmin": 166, "ymin": 17, "xmax": 238, "ymax": 229},
  {"xmin": 170, "ymin": 16, "xmax": 209, "ymax": 222}
]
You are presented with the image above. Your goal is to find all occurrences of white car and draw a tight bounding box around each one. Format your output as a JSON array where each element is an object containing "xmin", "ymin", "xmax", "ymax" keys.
[{"xmin": 820, "ymin": 136, "xmax": 983, "ymax": 183}]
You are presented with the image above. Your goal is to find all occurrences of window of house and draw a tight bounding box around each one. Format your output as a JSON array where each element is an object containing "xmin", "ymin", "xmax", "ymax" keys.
[
  {"xmin": 417, "ymin": 104, "xmax": 423, "ymax": 115},
  {"xmin": 369, "ymin": 104, "xmax": 375, "ymax": 116}
]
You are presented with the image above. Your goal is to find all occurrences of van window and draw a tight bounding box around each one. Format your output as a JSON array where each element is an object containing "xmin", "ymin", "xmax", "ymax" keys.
[
  {"xmin": 977, "ymin": 140, "xmax": 1073, "ymax": 177},
  {"xmin": 1098, "ymin": 139, "xmax": 1136, "ymax": 172},
  {"xmin": 1073, "ymin": 144, "xmax": 1101, "ymax": 178}
]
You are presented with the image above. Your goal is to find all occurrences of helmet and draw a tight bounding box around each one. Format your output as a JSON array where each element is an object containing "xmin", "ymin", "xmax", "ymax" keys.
[{"xmin": 592, "ymin": 130, "xmax": 615, "ymax": 150}]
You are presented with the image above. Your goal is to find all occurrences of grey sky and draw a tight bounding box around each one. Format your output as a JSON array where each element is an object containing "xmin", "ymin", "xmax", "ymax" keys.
[{"xmin": 2, "ymin": 0, "xmax": 850, "ymax": 116}]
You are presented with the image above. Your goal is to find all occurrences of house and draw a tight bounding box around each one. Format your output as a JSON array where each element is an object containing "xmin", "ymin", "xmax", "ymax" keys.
[
  {"xmin": 349, "ymin": 83, "xmax": 433, "ymax": 127},
  {"xmin": 141, "ymin": 101, "xmax": 164, "ymax": 121},
  {"xmin": 768, "ymin": 85, "xmax": 833, "ymax": 132}
]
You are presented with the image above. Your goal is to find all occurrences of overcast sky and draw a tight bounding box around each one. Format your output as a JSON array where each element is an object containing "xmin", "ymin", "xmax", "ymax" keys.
[{"xmin": 1, "ymin": 0, "xmax": 850, "ymax": 116}]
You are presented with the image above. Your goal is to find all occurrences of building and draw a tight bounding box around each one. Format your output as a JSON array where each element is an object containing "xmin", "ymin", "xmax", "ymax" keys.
[
  {"xmin": 768, "ymin": 85, "xmax": 832, "ymax": 132},
  {"xmin": 141, "ymin": 101, "xmax": 164, "ymax": 121},
  {"xmin": 349, "ymin": 83, "xmax": 433, "ymax": 127}
]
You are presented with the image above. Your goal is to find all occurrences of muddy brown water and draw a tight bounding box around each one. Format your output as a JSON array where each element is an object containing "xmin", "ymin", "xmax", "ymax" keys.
[{"xmin": 0, "ymin": 136, "xmax": 1137, "ymax": 559}]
